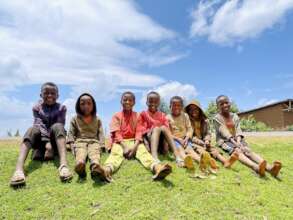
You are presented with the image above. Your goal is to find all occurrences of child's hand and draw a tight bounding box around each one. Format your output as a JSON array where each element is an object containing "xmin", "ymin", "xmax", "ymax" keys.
[
  {"xmin": 127, "ymin": 148, "xmax": 137, "ymax": 159},
  {"xmin": 182, "ymin": 137, "xmax": 189, "ymax": 148},
  {"xmin": 45, "ymin": 142, "xmax": 52, "ymax": 151}
]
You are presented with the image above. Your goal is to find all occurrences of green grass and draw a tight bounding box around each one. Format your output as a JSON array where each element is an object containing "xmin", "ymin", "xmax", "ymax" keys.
[{"xmin": 1, "ymin": 137, "xmax": 293, "ymax": 219}]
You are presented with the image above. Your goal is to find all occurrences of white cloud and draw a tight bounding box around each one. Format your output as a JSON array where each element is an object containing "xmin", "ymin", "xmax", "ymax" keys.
[
  {"xmin": 190, "ymin": 0, "xmax": 293, "ymax": 45},
  {"xmin": 0, "ymin": 0, "xmax": 186, "ymax": 137},
  {"xmin": 257, "ymin": 98, "xmax": 278, "ymax": 107},
  {"xmin": 141, "ymin": 81, "xmax": 198, "ymax": 106},
  {"xmin": 0, "ymin": 0, "xmax": 180, "ymax": 93}
]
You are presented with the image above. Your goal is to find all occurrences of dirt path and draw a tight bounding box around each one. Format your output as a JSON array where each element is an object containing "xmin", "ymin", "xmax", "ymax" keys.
[{"xmin": 243, "ymin": 131, "xmax": 293, "ymax": 137}]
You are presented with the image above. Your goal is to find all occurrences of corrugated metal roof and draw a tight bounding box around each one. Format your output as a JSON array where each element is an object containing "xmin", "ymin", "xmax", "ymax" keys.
[{"xmin": 238, "ymin": 99, "xmax": 293, "ymax": 115}]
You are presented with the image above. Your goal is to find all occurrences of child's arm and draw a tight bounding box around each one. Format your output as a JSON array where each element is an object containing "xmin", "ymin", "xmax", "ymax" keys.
[
  {"xmin": 184, "ymin": 114, "xmax": 193, "ymax": 147},
  {"xmin": 98, "ymin": 120, "xmax": 106, "ymax": 149},
  {"xmin": 203, "ymin": 120, "xmax": 212, "ymax": 147},
  {"xmin": 67, "ymin": 118, "xmax": 77, "ymax": 149},
  {"xmin": 56, "ymin": 105, "xmax": 66, "ymax": 125},
  {"xmin": 234, "ymin": 114, "xmax": 244, "ymax": 145},
  {"xmin": 33, "ymin": 107, "xmax": 50, "ymax": 142}
]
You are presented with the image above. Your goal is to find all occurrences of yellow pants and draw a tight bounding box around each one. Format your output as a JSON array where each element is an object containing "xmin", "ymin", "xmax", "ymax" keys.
[
  {"xmin": 74, "ymin": 139, "xmax": 101, "ymax": 165},
  {"xmin": 104, "ymin": 139, "xmax": 158, "ymax": 173}
]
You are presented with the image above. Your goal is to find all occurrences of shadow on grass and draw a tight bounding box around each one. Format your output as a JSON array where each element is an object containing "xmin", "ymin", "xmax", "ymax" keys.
[
  {"xmin": 91, "ymin": 176, "xmax": 109, "ymax": 188},
  {"xmin": 159, "ymin": 179, "xmax": 174, "ymax": 188},
  {"xmin": 24, "ymin": 160, "xmax": 43, "ymax": 175}
]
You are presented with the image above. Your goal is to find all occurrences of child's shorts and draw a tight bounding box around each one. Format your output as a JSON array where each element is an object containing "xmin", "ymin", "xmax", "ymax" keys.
[
  {"xmin": 221, "ymin": 140, "xmax": 248, "ymax": 155},
  {"xmin": 23, "ymin": 123, "xmax": 66, "ymax": 152},
  {"xmin": 174, "ymin": 139, "xmax": 193, "ymax": 149}
]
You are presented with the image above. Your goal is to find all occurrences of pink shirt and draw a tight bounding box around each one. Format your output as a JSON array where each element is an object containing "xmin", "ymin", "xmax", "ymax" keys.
[
  {"xmin": 110, "ymin": 111, "xmax": 142, "ymax": 146},
  {"xmin": 137, "ymin": 110, "xmax": 169, "ymax": 135}
]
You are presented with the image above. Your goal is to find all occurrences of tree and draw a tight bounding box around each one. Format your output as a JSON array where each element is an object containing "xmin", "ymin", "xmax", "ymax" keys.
[
  {"xmin": 7, "ymin": 130, "xmax": 12, "ymax": 137},
  {"xmin": 14, "ymin": 129, "xmax": 21, "ymax": 137},
  {"xmin": 159, "ymin": 100, "xmax": 171, "ymax": 114}
]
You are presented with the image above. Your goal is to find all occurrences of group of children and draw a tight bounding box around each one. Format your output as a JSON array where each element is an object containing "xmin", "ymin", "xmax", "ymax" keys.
[{"xmin": 10, "ymin": 82, "xmax": 282, "ymax": 186}]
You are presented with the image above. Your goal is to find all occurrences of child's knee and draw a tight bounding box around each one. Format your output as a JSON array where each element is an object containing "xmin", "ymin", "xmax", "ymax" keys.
[{"xmin": 51, "ymin": 123, "xmax": 66, "ymax": 138}]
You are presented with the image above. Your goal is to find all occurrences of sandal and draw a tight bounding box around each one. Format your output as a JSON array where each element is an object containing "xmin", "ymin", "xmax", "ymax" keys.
[
  {"xmin": 152, "ymin": 163, "xmax": 172, "ymax": 181},
  {"xmin": 258, "ymin": 160, "xmax": 267, "ymax": 177},
  {"xmin": 184, "ymin": 155, "xmax": 195, "ymax": 170},
  {"xmin": 224, "ymin": 151, "xmax": 239, "ymax": 168},
  {"xmin": 10, "ymin": 170, "xmax": 26, "ymax": 187},
  {"xmin": 199, "ymin": 151, "xmax": 211, "ymax": 172},
  {"xmin": 59, "ymin": 164, "xmax": 73, "ymax": 182},
  {"xmin": 176, "ymin": 158, "xmax": 185, "ymax": 168}
]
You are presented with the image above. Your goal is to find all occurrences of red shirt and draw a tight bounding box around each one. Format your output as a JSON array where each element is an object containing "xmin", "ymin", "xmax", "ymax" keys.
[
  {"xmin": 110, "ymin": 111, "xmax": 142, "ymax": 145},
  {"xmin": 137, "ymin": 110, "xmax": 169, "ymax": 135}
]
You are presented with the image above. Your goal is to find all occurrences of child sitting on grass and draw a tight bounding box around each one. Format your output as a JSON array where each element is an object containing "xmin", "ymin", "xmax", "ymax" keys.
[
  {"xmin": 100, "ymin": 91, "xmax": 172, "ymax": 182},
  {"xmin": 214, "ymin": 95, "xmax": 282, "ymax": 177},
  {"xmin": 185, "ymin": 100, "xmax": 239, "ymax": 169},
  {"xmin": 10, "ymin": 82, "xmax": 72, "ymax": 187},
  {"xmin": 137, "ymin": 91, "xmax": 191, "ymax": 168},
  {"xmin": 67, "ymin": 93, "xmax": 106, "ymax": 180},
  {"xmin": 166, "ymin": 96, "xmax": 211, "ymax": 171}
]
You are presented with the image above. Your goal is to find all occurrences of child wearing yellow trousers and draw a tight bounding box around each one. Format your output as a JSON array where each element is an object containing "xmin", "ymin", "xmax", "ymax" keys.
[{"xmin": 99, "ymin": 92, "xmax": 172, "ymax": 182}]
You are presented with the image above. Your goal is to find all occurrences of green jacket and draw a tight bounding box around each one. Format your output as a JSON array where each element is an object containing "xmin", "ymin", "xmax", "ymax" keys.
[
  {"xmin": 213, "ymin": 113, "xmax": 243, "ymax": 146},
  {"xmin": 67, "ymin": 115, "xmax": 105, "ymax": 148}
]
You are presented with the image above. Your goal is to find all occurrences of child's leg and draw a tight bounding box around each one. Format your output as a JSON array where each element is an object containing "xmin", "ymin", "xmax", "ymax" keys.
[
  {"xmin": 160, "ymin": 126, "xmax": 181, "ymax": 159},
  {"xmin": 51, "ymin": 123, "xmax": 72, "ymax": 181},
  {"xmin": 209, "ymin": 147, "xmax": 238, "ymax": 168},
  {"xmin": 11, "ymin": 127, "xmax": 41, "ymax": 186},
  {"xmin": 74, "ymin": 142, "xmax": 87, "ymax": 177},
  {"xmin": 241, "ymin": 142, "xmax": 271, "ymax": 171},
  {"xmin": 185, "ymin": 146, "xmax": 201, "ymax": 163},
  {"xmin": 88, "ymin": 143, "xmax": 101, "ymax": 166},
  {"xmin": 150, "ymin": 127, "xmax": 162, "ymax": 160},
  {"xmin": 104, "ymin": 143, "xmax": 125, "ymax": 173},
  {"xmin": 237, "ymin": 151, "xmax": 266, "ymax": 177},
  {"xmin": 135, "ymin": 142, "xmax": 159, "ymax": 170}
]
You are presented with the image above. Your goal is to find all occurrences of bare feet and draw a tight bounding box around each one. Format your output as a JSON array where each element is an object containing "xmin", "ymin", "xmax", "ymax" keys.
[{"xmin": 152, "ymin": 163, "xmax": 172, "ymax": 181}]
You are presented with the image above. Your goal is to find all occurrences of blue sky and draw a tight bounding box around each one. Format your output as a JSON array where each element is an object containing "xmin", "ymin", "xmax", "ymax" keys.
[{"xmin": 1, "ymin": 0, "xmax": 293, "ymax": 137}]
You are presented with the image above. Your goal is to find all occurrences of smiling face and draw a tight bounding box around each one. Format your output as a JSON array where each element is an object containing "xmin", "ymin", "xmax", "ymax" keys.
[
  {"xmin": 79, "ymin": 95, "xmax": 94, "ymax": 116},
  {"xmin": 40, "ymin": 85, "xmax": 58, "ymax": 106},
  {"xmin": 217, "ymin": 96, "xmax": 231, "ymax": 114},
  {"xmin": 121, "ymin": 93, "xmax": 135, "ymax": 111},
  {"xmin": 170, "ymin": 99, "xmax": 182, "ymax": 116},
  {"xmin": 147, "ymin": 93, "xmax": 160, "ymax": 113},
  {"xmin": 188, "ymin": 104, "xmax": 201, "ymax": 120}
]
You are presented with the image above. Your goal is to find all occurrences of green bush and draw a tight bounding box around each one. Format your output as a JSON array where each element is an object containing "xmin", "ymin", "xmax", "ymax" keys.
[
  {"xmin": 240, "ymin": 115, "xmax": 272, "ymax": 132},
  {"xmin": 286, "ymin": 125, "xmax": 293, "ymax": 131}
]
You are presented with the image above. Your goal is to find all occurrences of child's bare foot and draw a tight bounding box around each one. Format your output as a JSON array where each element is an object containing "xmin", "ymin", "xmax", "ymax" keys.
[
  {"xmin": 91, "ymin": 164, "xmax": 113, "ymax": 182},
  {"xmin": 152, "ymin": 163, "xmax": 172, "ymax": 181},
  {"xmin": 270, "ymin": 161, "xmax": 282, "ymax": 177},
  {"xmin": 224, "ymin": 152, "xmax": 239, "ymax": 168},
  {"xmin": 75, "ymin": 161, "xmax": 86, "ymax": 178},
  {"xmin": 258, "ymin": 160, "xmax": 267, "ymax": 177},
  {"xmin": 10, "ymin": 170, "xmax": 26, "ymax": 187}
]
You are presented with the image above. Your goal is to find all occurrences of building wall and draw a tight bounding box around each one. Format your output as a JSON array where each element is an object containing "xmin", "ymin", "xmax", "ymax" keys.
[
  {"xmin": 283, "ymin": 111, "xmax": 293, "ymax": 127},
  {"xmin": 239, "ymin": 104, "xmax": 284, "ymax": 129}
]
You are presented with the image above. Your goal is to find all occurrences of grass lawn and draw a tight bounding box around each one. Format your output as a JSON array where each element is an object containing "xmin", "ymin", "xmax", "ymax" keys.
[{"xmin": 1, "ymin": 137, "xmax": 293, "ymax": 219}]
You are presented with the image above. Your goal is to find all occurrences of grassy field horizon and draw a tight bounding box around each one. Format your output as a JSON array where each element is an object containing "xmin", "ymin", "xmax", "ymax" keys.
[{"xmin": 1, "ymin": 137, "xmax": 293, "ymax": 219}]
